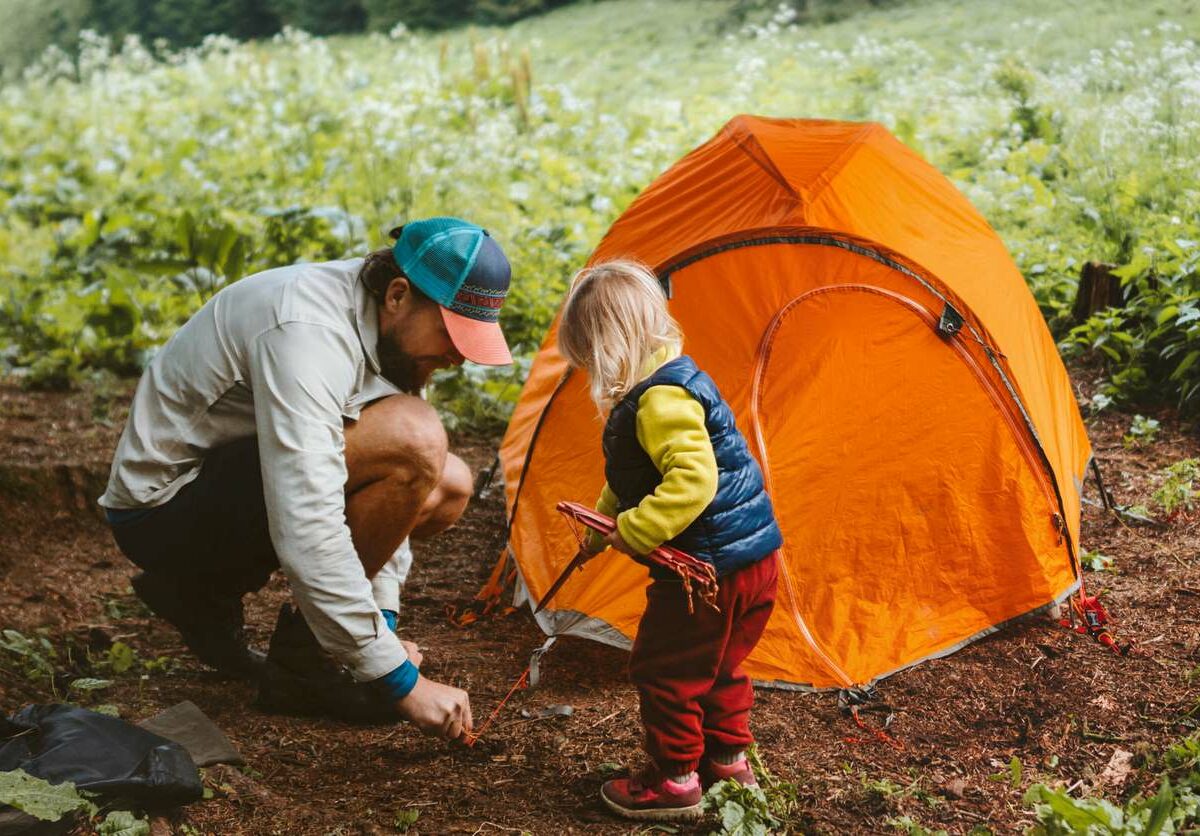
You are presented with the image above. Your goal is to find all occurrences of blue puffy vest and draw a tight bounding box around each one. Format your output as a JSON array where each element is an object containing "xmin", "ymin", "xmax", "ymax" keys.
[{"xmin": 602, "ymin": 354, "xmax": 783, "ymax": 577}]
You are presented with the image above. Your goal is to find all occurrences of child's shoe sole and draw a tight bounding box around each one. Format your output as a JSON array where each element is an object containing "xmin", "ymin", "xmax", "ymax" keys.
[
  {"xmin": 600, "ymin": 794, "xmax": 703, "ymax": 822},
  {"xmin": 600, "ymin": 783, "xmax": 703, "ymax": 822}
]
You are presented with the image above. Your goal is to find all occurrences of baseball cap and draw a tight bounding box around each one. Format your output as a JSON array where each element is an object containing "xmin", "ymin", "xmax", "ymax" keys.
[{"xmin": 389, "ymin": 217, "xmax": 513, "ymax": 366}]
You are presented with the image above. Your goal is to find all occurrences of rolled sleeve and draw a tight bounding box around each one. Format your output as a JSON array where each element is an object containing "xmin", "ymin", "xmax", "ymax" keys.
[{"xmin": 249, "ymin": 321, "xmax": 408, "ymax": 682}]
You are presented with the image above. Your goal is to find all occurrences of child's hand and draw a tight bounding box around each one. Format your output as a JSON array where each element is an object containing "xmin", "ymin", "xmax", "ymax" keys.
[
  {"xmin": 605, "ymin": 528, "xmax": 638, "ymax": 556},
  {"xmin": 581, "ymin": 535, "xmax": 605, "ymax": 557}
]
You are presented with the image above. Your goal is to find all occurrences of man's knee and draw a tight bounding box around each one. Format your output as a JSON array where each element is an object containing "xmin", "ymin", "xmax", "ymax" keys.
[
  {"xmin": 349, "ymin": 395, "xmax": 448, "ymax": 492},
  {"xmin": 396, "ymin": 401, "xmax": 449, "ymax": 488},
  {"xmin": 412, "ymin": 454, "xmax": 472, "ymax": 539},
  {"xmin": 438, "ymin": 454, "xmax": 473, "ymax": 516}
]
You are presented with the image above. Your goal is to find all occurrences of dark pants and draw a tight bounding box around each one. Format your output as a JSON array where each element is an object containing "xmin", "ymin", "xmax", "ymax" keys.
[
  {"xmin": 107, "ymin": 438, "xmax": 279, "ymax": 607},
  {"xmin": 629, "ymin": 553, "xmax": 778, "ymax": 776}
]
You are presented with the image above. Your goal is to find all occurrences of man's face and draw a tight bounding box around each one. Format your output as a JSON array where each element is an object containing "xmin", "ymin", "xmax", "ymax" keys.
[{"xmin": 377, "ymin": 278, "xmax": 465, "ymax": 393}]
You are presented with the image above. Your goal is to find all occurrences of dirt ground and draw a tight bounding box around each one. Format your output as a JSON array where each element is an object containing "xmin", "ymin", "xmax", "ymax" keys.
[{"xmin": 0, "ymin": 373, "xmax": 1197, "ymax": 835}]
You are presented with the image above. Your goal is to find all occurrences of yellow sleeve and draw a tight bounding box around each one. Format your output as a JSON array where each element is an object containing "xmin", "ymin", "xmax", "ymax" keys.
[
  {"xmin": 585, "ymin": 483, "xmax": 619, "ymax": 553},
  {"xmin": 615, "ymin": 385, "xmax": 718, "ymax": 555}
]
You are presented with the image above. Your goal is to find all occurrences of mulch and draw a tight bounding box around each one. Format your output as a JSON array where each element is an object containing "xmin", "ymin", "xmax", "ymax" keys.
[{"xmin": 0, "ymin": 373, "xmax": 1196, "ymax": 834}]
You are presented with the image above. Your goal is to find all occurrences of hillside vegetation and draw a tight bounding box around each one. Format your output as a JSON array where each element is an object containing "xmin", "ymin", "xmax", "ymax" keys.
[{"xmin": 0, "ymin": 0, "xmax": 1198, "ymax": 426}]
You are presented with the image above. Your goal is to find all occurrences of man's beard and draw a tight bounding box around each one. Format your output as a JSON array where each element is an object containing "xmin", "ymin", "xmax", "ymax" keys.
[{"xmin": 377, "ymin": 333, "xmax": 426, "ymax": 395}]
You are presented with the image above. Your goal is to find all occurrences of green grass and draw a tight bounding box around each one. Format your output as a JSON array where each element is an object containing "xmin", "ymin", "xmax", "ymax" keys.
[{"xmin": 1, "ymin": 0, "xmax": 1198, "ymax": 422}]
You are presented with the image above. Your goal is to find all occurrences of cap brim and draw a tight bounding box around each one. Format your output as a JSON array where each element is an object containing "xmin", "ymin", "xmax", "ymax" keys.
[{"xmin": 441, "ymin": 307, "xmax": 513, "ymax": 366}]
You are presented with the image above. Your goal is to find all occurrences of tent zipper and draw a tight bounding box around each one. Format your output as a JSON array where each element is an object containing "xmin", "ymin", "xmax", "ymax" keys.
[{"xmin": 938, "ymin": 325, "xmax": 1064, "ymax": 529}]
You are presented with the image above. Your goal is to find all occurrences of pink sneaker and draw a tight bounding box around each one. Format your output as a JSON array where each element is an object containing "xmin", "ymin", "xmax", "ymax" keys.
[
  {"xmin": 600, "ymin": 770, "xmax": 703, "ymax": 822},
  {"xmin": 702, "ymin": 756, "xmax": 758, "ymax": 789}
]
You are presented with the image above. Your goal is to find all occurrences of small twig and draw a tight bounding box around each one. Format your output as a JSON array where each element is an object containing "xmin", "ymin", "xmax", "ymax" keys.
[
  {"xmin": 469, "ymin": 822, "xmax": 526, "ymax": 835},
  {"xmin": 1081, "ymin": 719, "xmax": 1126, "ymax": 743}
]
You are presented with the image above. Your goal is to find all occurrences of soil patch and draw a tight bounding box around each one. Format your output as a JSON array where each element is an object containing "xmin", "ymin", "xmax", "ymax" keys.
[{"xmin": 0, "ymin": 379, "xmax": 1196, "ymax": 834}]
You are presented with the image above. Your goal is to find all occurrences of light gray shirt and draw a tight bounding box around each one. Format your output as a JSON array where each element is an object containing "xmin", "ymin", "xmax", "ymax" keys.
[{"xmin": 100, "ymin": 258, "xmax": 410, "ymax": 682}]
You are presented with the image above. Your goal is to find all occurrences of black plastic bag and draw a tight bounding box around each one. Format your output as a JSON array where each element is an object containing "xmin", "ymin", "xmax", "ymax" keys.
[{"xmin": 0, "ymin": 704, "xmax": 202, "ymax": 808}]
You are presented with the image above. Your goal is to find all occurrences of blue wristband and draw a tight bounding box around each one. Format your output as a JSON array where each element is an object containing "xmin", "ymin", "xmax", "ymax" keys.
[
  {"xmin": 381, "ymin": 609, "xmax": 398, "ymax": 632},
  {"xmin": 377, "ymin": 659, "xmax": 420, "ymax": 702}
]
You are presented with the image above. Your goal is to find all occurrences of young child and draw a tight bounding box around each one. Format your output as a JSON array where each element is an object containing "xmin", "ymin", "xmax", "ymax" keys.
[{"xmin": 557, "ymin": 260, "xmax": 783, "ymax": 822}]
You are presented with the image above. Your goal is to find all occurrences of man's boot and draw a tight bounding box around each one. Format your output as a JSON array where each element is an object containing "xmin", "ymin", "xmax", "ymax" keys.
[
  {"xmin": 256, "ymin": 603, "xmax": 397, "ymax": 724},
  {"xmin": 131, "ymin": 571, "xmax": 266, "ymax": 679}
]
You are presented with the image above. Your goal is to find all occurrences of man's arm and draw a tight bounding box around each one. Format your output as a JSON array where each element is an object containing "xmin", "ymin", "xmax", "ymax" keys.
[
  {"xmin": 248, "ymin": 321, "xmax": 471, "ymax": 739},
  {"xmin": 248, "ymin": 322, "xmax": 409, "ymax": 680}
]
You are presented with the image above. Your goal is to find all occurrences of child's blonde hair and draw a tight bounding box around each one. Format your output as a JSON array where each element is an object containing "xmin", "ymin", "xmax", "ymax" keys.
[{"xmin": 557, "ymin": 259, "xmax": 682, "ymax": 409}]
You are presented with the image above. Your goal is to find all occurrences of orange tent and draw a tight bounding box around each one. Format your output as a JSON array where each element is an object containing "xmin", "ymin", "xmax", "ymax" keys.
[{"xmin": 499, "ymin": 115, "xmax": 1090, "ymax": 689}]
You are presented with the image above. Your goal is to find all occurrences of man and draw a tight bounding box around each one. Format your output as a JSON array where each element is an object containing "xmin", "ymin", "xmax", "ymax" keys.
[{"xmin": 99, "ymin": 217, "xmax": 514, "ymax": 740}]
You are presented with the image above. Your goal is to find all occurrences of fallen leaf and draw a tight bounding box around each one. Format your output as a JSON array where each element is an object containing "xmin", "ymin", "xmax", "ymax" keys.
[
  {"xmin": 940, "ymin": 778, "xmax": 967, "ymax": 799},
  {"xmin": 1098, "ymin": 748, "xmax": 1134, "ymax": 787}
]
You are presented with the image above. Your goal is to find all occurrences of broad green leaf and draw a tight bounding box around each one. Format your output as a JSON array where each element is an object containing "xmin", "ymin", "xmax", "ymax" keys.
[
  {"xmin": 175, "ymin": 212, "xmax": 196, "ymax": 256},
  {"xmin": 223, "ymin": 237, "xmax": 246, "ymax": 281},
  {"xmin": 1156, "ymin": 305, "xmax": 1179, "ymax": 325},
  {"xmin": 68, "ymin": 677, "xmax": 113, "ymax": 691},
  {"xmin": 134, "ymin": 259, "xmax": 195, "ymax": 277},
  {"xmin": 106, "ymin": 641, "xmax": 136, "ymax": 674},
  {"xmin": 0, "ymin": 770, "xmax": 96, "ymax": 822},
  {"xmin": 1171, "ymin": 350, "xmax": 1200, "ymax": 381},
  {"xmin": 1144, "ymin": 778, "xmax": 1174, "ymax": 836}
]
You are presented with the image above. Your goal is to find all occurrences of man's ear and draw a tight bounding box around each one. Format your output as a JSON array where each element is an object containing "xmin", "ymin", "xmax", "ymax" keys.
[{"xmin": 383, "ymin": 276, "xmax": 410, "ymax": 312}]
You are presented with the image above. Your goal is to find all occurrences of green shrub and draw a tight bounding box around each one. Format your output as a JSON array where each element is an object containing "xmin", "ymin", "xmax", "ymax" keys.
[
  {"xmin": 266, "ymin": 0, "xmax": 366, "ymax": 35},
  {"xmin": 86, "ymin": 0, "xmax": 280, "ymax": 45},
  {"xmin": 2, "ymin": 0, "xmax": 1198, "ymax": 432},
  {"xmin": 362, "ymin": 0, "xmax": 572, "ymax": 31}
]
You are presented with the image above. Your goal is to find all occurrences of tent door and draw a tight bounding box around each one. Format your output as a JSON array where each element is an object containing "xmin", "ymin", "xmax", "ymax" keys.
[{"xmin": 747, "ymin": 283, "xmax": 1066, "ymax": 688}]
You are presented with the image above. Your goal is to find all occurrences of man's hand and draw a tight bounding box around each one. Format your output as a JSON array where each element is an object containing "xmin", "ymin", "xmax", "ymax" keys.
[
  {"xmin": 399, "ymin": 640, "xmax": 423, "ymax": 668},
  {"xmin": 395, "ymin": 676, "xmax": 473, "ymax": 740}
]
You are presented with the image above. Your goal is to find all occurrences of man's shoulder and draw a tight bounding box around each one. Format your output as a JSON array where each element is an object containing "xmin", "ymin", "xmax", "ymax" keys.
[{"xmin": 239, "ymin": 258, "xmax": 364, "ymax": 327}]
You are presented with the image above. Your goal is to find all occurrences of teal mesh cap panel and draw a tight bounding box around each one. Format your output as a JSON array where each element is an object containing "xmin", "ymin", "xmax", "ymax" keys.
[{"xmin": 392, "ymin": 217, "xmax": 487, "ymax": 307}]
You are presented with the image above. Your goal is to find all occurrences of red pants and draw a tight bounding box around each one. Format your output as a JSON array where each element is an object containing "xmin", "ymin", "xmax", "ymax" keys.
[{"xmin": 629, "ymin": 553, "xmax": 778, "ymax": 775}]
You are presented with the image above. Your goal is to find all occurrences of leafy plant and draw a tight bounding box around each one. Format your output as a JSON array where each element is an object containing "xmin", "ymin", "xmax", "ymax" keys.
[
  {"xmin": 1025, "ymin": 779, "xmax": 1194, "ymax": 835},
  {"xmin": 701, "ymin": 745, "xmax": 803, "ymax": 835},
  {"xmin": 702, "ymin": 779, "xmax": 780, "ymax": 836},
  {"xmin": 888, "ymin": 816, "xmax": 948, "ymax": 836},
  {"xmin": 0, "ymin": 629, "xmax": 58, "ymax": 682},
  {"xmin": 989, "ymin": 756, "xmax": 1024, "ymax": 789},
  {"xmin": 97, "ymin": 810, "xmax": 151, "ymax": 836},
  {"xmin": 1151, "ymin": 458, "xmax": 1200, "ymax": 516},
  {"xmin": 747, "ymin": 744, "xmax": 802, "ymax": 823},
  {"xmin": 2, "ymin": 0, "xmax": 1199, "ymax": 432},
  {"xmin": 1123, "ymin": 415, "xmax": 1161, "ymax": 448},
  {"xmin": 1081, "ymin": 550, "xmax": 1115, "ymax": 573},
  {"xmin": 0, "ymin": 770, "xmax": 96, "ymax": 823},
  {"xmin": 1025, "ymin": 732, "xmax": 1200, "ymax": 835},
  {"xmin": 393, "ymin": 809, "xmax": 421, "ymax": 831},
  {"xmin": 98, "ymin": 641, "xmax": 137, "ymax": 675}
]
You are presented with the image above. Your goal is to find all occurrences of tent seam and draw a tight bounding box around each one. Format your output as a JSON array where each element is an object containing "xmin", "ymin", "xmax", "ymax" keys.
[
  {"xmin": 723, "ymin": 116, "xmax": 804, "ymax": 206},
  {"xmin": 802, "ymin": 122, "xmax": 882, "ymax": 206}
]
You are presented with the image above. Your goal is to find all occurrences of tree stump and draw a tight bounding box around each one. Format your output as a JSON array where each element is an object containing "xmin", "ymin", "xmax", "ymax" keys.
[{"xmin": 1071, "ymin": 261, "xmax": 1124, "ymax": 324}]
